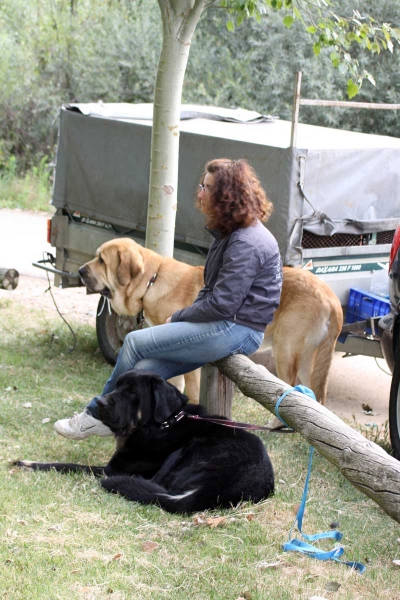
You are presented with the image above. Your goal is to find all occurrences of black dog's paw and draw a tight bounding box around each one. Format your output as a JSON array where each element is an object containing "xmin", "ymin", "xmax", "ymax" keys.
[
  {"xmin": 100, "ymin": 475, "xmax": 144, "ymax": 503},
  {"xmin": 101, "ymin": 475, "xmax": 128, "ymax": 494}
]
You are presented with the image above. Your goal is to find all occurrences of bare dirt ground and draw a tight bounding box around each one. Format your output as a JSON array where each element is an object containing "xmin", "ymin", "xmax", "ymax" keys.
[
  {"xmin": 1, "ymin": 272, "xmax": 392, "ymax": 431},
  {"xmin": 1, "ymin": 272, "xmax": 99, "ymax": 326}
]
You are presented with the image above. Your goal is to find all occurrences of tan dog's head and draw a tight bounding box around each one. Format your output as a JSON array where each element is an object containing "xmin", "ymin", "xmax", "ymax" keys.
[{"xmin": 78, "ymin": 238, "xmax": 145, "ymax": 303}]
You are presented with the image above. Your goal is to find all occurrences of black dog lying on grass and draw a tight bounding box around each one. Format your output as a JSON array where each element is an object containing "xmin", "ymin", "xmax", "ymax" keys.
[{"xmin": 15, "ymin": 371, "xmax": 274, "ymax": 513}]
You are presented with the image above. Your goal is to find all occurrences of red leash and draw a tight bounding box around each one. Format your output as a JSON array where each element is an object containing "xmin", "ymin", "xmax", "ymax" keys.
[{"xmin": 165, "ymin": 410, "xmax": 294, "ymax": 433}]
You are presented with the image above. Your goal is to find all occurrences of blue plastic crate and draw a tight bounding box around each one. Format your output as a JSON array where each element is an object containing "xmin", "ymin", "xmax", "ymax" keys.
[{"xmin": 345, "ymin": 287, "xmax": 390, "ymax": 326}]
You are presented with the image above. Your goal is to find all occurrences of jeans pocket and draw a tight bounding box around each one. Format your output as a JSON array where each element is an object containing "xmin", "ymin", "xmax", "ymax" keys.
[{"xmin": 230, "ymin": 331, "xmax": 264, "ymax": 357}]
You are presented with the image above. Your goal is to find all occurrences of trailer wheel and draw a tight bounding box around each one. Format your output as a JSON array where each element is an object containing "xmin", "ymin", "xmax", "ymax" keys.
[
  {"xmin": 389, "ymin": 352, "xmax": 400, "ymax": 460},
  {"xmin": 95, "ymin": 298, "xmax": 139, "ymax": 365}
]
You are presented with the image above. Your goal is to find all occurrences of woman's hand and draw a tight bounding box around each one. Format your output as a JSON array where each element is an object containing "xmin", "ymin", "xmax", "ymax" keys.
[{"xmin": 165, "ymin": 316, "xmax": 171, "ymax": 324}]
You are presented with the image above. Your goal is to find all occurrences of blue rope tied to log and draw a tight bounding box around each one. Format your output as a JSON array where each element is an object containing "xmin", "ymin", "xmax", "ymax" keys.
[{"xmin": 275, "ymin": 385, "xmax": 365, "ymax": 573}]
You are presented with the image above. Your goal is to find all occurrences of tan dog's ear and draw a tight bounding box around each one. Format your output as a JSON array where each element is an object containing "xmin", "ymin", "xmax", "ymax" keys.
[{"xmin": 117, "ymin": 249, "xmax": 144, "ymax": 286}]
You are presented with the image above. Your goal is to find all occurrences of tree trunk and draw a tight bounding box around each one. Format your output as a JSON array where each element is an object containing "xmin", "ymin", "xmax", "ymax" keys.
[
  {"xmin": 214, "ymin": 354, "xmax": 400, "ymax": 524},
  {"xmin": 0, "ymin": 268, "xmax": 19, "ymax": 290},
  {"xmin": 146, "ymin": 0, "xmax": 208, "ymax": 256}
]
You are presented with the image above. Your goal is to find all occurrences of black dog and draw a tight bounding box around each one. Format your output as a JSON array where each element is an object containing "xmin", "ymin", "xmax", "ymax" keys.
[{"xmin": 15, "ymin": 371, "xmax": 274, "ymax": 513}]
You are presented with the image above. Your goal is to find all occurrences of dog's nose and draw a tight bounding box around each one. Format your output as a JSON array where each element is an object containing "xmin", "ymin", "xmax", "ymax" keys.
[{"xmin": 78, "ymin": 266, "xmax": 87, "ymax": 278}]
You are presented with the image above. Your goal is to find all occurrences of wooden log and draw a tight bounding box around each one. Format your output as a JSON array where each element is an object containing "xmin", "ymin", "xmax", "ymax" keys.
[
  {"xmin": 0, "ymin": 268, "xmax": 19, "ymax": 290},
  {"xmin": 199, "ymin": 364, "xmax": 235, "ymax": 418},
  {"xmin": 214, "ymin": 354, "xmax": 400, "ymax": 524}
]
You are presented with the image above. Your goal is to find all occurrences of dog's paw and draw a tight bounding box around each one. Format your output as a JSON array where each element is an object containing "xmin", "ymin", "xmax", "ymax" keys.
[
  {"xmin": 101, "ymin": 475, "xmax": 139, "ymax": 501},
  {"xmin": 101, "ymin": 475, "xmax": 126, "ymax": 494}
]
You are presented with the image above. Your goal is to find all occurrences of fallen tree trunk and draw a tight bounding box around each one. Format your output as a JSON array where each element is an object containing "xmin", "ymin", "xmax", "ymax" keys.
[
  {"xmin": 0, "ymin": 268, "xmax": 19, "ymax": 290},
  {"xmin": 214, "ymin": 354, "xmax": 400, "ymax": 524}
]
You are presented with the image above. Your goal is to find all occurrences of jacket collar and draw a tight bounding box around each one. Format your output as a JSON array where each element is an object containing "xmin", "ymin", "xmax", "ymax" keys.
[
  {"xmin": 205, "ymin": 219, "xmax": 260, "ymax": 241},
  {"xmin": 205, "ymin": 226, "xmax": 223, "ymax": 240}
]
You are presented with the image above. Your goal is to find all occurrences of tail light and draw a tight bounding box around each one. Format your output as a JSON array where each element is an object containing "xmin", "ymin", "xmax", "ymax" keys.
[
  {"xmin": 389, "ymin": 225, "xmax": 400, "ymax": 273},
  {"xmin": 47, "ymin": 219, "xmax": 51, "ymax": 244}
]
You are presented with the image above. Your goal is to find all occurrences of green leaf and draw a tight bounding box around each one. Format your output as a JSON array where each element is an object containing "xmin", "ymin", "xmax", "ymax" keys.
[
  {"xmin": 307, "ymin": 25, "xmax": 317, "ymax": 34},
  {"xmin": 371, "ymin": 41, "xmax": 380, "ymax": 54},
  {"xmin": 346, "ymin": 32, "xmax": 359, "ymax": 43},
  {"xmin": 283, "ymin": 16, "xmax": 294, "ymax": 28},
  {"xmin": 329, "ymin": 51, "xmax": 340, "ymax": 67},
  {"xmin": 226, "ymin": 20, "xmax": 235, "ymax": 32},
  {"xmin": 313, "ymin": 42, "xmax": 321, "ymax": 56},
  {"xmin": 347, "ymin": 79, "xmax": 359, "ymax": 99},
  {"xmin": 246, "ymin": 1, "xmax": 255, "ymax": 16},
  {"xmin": 382, "ymin": 24, "xmax": 391, "ymax": 41}
]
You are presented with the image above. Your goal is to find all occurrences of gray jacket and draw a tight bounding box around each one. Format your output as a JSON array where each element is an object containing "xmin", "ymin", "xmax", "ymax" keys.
[{"xmin": 171, "ymin": 220, "xmax": 282, "ymax": 331}]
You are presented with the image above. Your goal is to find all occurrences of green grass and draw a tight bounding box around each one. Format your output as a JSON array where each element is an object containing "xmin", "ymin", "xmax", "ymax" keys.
[
  {"xmin": 1, "ymin": 297, "xmax": 400, "ymax": 599},
  {"xmin": 0, "ymin": 156, "xmax": 54, "ymax": 212}
]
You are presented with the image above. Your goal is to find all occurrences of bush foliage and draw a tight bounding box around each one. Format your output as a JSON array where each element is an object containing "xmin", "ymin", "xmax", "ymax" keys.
[
  {"xmin": 0, "ymin": 0, "xmax": 399, "ymax": 173},
  {"xmin": 0, "ymin": 0, "xmax": 162, "ymax": 172}
]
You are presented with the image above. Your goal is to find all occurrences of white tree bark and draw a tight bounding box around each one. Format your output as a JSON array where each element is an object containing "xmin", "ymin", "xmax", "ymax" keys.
[
  {"xmin": 214, "ymin": 354, "xmax": 400, "ymax": 524},
  {"xmin": 146, "ymin": 0, "xmax": 210, "ymax": 256}
]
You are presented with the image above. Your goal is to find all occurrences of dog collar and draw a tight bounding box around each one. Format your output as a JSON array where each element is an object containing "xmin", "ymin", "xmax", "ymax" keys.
[
  {"xmin": 136, "ymin": 273, "xmax": 158, "ymax": 329},
  {"xmin": 159, "ymin": 411, "xmax": 187, "ymax": 429},
  {"xmin": 146, "ymin": 273, "xmax": 158, "ymax": 289}
]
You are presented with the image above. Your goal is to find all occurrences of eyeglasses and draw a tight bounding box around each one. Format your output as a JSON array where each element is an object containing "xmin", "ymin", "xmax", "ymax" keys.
[{"xmin": 198, "ymin": 184, "xmax": 205, "ymax": 192}]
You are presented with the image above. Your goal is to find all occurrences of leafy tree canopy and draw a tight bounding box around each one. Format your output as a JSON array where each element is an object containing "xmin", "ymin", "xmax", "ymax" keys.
[{"xmin": 222, "ymin": 0, "xmax": 400, "ymax": 98}]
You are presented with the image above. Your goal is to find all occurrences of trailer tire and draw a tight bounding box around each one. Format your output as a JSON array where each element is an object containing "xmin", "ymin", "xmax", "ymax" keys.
[
  {"xmin": 95, "ymin": 298, "xmax": 139, "ymax": 365},
  {"xmin": 389, "ymin": 351, "xmax": 400, "ymax": 460}
]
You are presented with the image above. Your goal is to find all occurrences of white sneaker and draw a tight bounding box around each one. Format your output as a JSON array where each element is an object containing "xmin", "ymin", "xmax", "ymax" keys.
[{"xmin": 54, "ymin": 410, "xmax": 113, "ymax": 440}]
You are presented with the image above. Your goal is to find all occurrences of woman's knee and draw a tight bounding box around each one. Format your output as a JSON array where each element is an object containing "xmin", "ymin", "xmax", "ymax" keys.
[
  {"xmin": 123, "ymin": 329, "xmax": 141, "ymax": 353},
  {"xmin": 114, "ymin": 331, "xmax": 140, "ymax": 370},
  {"xmin": 121, "ymin": 328, "xmax": 154, "ymax": 363}
]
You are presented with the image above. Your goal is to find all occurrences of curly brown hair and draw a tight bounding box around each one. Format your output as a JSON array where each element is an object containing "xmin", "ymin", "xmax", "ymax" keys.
[{"xmin": 198, "ymin": 158, "xmax": 273, "ymax": 237}]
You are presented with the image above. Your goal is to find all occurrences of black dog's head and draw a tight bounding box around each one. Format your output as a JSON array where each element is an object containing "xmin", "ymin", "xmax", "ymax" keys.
[{"xmin": 97, "ymin": 371, "xmax": 188, "ymax": 436}]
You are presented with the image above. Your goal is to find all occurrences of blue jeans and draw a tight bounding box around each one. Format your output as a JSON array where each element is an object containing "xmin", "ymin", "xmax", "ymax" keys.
[{"xmin": 87, "ymin": 320, "xmax": 264, "ymax": 418}]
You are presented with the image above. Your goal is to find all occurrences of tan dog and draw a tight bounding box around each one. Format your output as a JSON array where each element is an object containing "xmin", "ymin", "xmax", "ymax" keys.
[{"xmin": 79, "ymin": 237, "xmax": 343, "ymax": 404}]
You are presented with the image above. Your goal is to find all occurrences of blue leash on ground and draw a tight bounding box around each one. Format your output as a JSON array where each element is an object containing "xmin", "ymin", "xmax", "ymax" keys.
[{"xmin": 275, "ymin": 385, "xmax": 365, "ymax": 573}]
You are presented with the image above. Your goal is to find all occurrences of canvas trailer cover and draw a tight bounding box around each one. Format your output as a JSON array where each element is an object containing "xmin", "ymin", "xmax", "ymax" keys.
[{"xmin": 51, "ymin": 103, "xmax": 400, "ymax": 303}]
